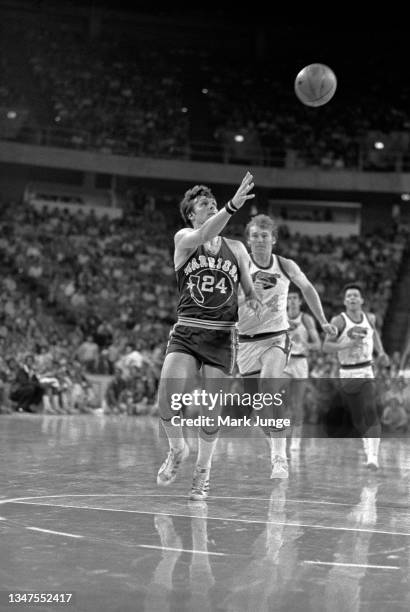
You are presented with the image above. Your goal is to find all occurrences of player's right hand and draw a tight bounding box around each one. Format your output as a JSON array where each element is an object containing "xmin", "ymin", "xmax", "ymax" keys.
[
  {"xmin": 231, "ymin": 172, "xmax": 255, "ymax": 210},
  {"xmin": 322, "ymin": 323, "xmax": 338, "ymax": 337}
]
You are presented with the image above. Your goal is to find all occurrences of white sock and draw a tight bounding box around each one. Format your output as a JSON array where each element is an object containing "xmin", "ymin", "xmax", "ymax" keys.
[
  {"xmin": 367, "ymin": 437, "xmax": 380, "ymax": 463},
  {"xmin": 290, "ymin": 426, "xmax": 302, "ymax": 449},
  {"xmin": 362, "ymin": 437, "xmax": 369, "ymax": 455},
  {"xmin": 161, "ymin": 418, "xmax": 185, "ymax": 452},
  {"xmin": 196, "ymin": 432, "xmax": 218, "ymax": 470},
  {"xmin": 270, "ymin": 433, "xmax": 287, "ymax": 459}
]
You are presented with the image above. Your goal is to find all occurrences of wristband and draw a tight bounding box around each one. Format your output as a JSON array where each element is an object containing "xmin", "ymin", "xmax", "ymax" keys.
[{"xmin": 225, "ymin": 200, "xmax": 238, "ymax": 215}]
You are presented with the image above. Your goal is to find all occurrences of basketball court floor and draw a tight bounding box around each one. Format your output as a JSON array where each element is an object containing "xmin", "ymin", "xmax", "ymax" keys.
[{"xmin": 1, "ymin": 414, "xmax": 409, "ymax": 611}]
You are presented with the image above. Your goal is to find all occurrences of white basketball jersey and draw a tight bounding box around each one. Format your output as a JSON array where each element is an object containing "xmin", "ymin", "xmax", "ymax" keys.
[
  {"xmin": 288, "ymin": 312, "xmax": 309, "ymax": 356},
  {"xmin": 238, "ymin": 254, "xmax": 290, "ymax": 335},
  {"xmin": 338, "ymin": 312, "xmax": 374, "ymax": 365}
]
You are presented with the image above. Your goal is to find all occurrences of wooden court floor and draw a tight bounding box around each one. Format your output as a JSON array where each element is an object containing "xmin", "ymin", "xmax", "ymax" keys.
[{"xmin": 1, "ymin": 414, "xmax": 409, "ymax": 612}]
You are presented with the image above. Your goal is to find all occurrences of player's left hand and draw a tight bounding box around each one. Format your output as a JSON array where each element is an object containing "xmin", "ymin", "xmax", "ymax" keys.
[{"xmin": 322, "ymin": 322, "xmax": 338, "ymax": 337}]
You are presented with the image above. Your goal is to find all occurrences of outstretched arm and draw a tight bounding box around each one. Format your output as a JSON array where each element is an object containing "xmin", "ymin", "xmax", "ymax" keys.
[
  {"xmin": 303, "ymin": 313, "xmax": 321, "ymax": 351},
  {"xmin": 323, "ymin": 315, "xmax": 349, "ymax": 353},
  {"xmin": 371, "ymin": 321, "xmax": 390, "ymax": 366},
  {"xmin": 322, "ymin": 314, "xmax": 367, "ymax": 353},
  {"xmin": 233, "ymin": 241, "xmax": 262, "ymax": 316},
  {"xmin": 281, "ymin": 258, "xmax": 337, "ymax": 337},
  {"xmin": 175, "ymin": 172, "xmax": 254, "ymax": 252}
]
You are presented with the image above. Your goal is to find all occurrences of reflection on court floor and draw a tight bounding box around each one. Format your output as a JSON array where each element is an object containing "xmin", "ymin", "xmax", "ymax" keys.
[{"xmin": 0, "ymin": 415, "xmax": 409, "ymax": 612}]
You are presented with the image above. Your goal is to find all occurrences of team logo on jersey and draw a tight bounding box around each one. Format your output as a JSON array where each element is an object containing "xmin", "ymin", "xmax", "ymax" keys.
[
  {"xmin": 252, "ymin": 270, "xmax": 281, "ymax": 289},
  {"xmin": 184, "ymin": 255, "xmax": 238, "ymax": 282},
  {"xmin": 347, "ymin": 325, "xmax": 368, "ymax": 339},
  {"xmin": 186, "ymin": 268, "xmax": 234, "ymax": 309}
]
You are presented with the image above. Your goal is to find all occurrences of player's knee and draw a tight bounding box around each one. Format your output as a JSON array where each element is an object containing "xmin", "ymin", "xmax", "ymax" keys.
[{"xmin": 261, "ymin": 350, "xmax": 287, "ymax": 380}]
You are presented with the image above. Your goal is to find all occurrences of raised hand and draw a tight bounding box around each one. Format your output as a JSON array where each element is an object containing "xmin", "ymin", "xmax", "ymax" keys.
[{"xmin": 231, "ymin": 172, "xmax": 255, "ymax": 210}]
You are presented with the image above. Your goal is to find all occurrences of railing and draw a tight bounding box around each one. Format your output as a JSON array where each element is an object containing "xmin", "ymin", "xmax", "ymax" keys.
[{"xmin": 3, "ymin": 123, "xmax": 410, "ymax": 172}]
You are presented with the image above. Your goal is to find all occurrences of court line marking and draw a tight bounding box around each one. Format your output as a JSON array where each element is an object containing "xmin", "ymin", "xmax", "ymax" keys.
[
  {"xmin": 5, "ymin": 500, "xmax": 410, "ymax": 537},
  {"xmin": 304, "ymin": 560, "xmax": 400, "ymax": 570},
  {"xmin": 2, "ymin": 493, "xmax": 408, "ymax": 511},
  {"xmin": 139, "ymin": 544, "xmax": 228, "ymax": 556},
  {"xmin": 1, "ymin": 515, "xmax": 237, "ymax": 557},
  {"xmin": 26, "ymin": 527, "xmax": 84, "ymax": 538}
]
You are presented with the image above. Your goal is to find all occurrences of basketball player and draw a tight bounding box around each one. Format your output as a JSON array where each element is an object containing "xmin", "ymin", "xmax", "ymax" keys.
[
  {"xmin": 322, "ymin": 283, "xmax": 389, "ymax": 470},
  {"xmin": 285, "ymin": 288, "xmax": 321, "ymax": 452},
  {"xmin": 237, "ymin": 214, "xmax": 337, "ymax": 478},
  {"xmin": 156, "ymin": 172, "xmax": 262, "ymax": 501}
]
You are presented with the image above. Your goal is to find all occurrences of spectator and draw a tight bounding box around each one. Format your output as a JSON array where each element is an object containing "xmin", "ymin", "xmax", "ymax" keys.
[
  {"xmin": 9, "ymin": 354, "xmax": 44, "ymax": 413},
  {"xmin": 76, "ymin": 335, "xmax": 99, "ymax": 373},
  {"xmin": 105, "ymin": 366, "xmax": 127, "ymax": 412}
]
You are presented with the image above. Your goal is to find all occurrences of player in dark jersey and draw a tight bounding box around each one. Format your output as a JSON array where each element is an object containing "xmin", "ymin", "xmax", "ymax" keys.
[{"xmin": 156, "ymin": 172, "xmax": 262, "ymax": 500}]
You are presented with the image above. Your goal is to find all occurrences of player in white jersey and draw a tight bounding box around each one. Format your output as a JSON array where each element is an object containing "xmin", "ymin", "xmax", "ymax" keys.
[
  {"xmin": 237, "ymin": 214, "xmax": 337, "ymax": 478},
  {"xmin": 322, "ymin": 283, "xmax": 389, "ymax": 470},
  {"xmin": 284, "ymin": 288, "xmax": 321, "ymax": 452}
]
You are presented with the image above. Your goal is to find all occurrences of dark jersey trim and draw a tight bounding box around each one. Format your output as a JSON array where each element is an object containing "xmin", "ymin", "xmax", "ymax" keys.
[
  {"xmin": 175, "ymin": 246, "xmax": 198, "ymax": 273},
  {"xmin": 344, "ymin": 311, "xmax": 365, "ymax": 325},
  {"xmin": 276, "ymin": 255, "xmax": 292, "ymax": 281},
  {"xmin": 249, "ymin": 253, "xmax": 273, "ymax": 270}
]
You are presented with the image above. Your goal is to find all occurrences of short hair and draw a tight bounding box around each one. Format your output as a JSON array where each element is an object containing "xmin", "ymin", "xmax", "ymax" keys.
[
  {"xmin": 288, "ymin": 285, "xmax": 303, "ymax": 300},
  {"xmin": 245, "ymin": 214, "xmax": 278, "ymax": 240},
  {"xmin": 179, "ymin": 185, "xmax": 215, "ymax": 226},
  {"xmin": 343, "ymin": 282, "xmax": 365, "ymax": 297}
]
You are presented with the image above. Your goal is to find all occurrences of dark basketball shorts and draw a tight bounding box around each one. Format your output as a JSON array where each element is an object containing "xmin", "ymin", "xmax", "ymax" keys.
[
  {"xmin": 339, "ymin": 376, "xmax": 379, "ymax": 433},
  {"xmin": 166, "ymin": 324, "xmax": 237, "ymax": 375}
]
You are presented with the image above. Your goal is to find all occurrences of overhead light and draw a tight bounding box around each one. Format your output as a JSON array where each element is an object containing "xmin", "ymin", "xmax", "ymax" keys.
[
  {"xmin": 234, "ymin": 134, "xmax": 244, "ymax": 142},
  {"xmin": 374, "ymin": 141, "xmax": 384, "ymax": 150}
]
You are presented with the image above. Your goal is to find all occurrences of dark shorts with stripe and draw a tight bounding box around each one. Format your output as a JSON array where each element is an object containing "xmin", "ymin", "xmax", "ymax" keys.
[{"xmin": 166, "ymin": 324, "xmax": 237, "ymax": 375}]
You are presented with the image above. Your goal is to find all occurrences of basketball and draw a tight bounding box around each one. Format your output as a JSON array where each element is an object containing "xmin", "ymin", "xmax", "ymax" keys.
[{"xmin": 294, "ymin": 63, "xmax": 337, "ymax": 107}]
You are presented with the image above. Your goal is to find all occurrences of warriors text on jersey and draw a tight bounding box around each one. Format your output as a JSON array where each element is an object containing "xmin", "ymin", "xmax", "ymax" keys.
[
  {"xmin": 238, "ymin": 254, "xmax": 290, "ymax": 336},
  {"xmin": 175, "ymin": 238, "xmax": 240, "ymax": 327},
  {"xmin": 288, "ymin": 312, "xmax": 309, "ymax": 356}
]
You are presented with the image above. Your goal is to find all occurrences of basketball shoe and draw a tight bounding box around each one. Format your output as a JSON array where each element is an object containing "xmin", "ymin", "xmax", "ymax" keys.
[
  {"xmin": 189, "ymin": 466, "xmax": 210, "ymax": 501},
  {"xmin": 157, "ymin": 443, "xmax": 189, "ymax": 486},
  {"xmin": 270, "ymin": 455, "xmax": 289, "ymax": 479}
]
